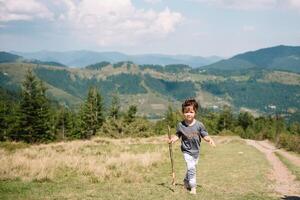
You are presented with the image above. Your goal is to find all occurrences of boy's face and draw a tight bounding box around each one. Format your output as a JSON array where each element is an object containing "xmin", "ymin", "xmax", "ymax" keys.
[{"xmin": 183, "ymin": 106, "xmax": 196, "ymax": 122}]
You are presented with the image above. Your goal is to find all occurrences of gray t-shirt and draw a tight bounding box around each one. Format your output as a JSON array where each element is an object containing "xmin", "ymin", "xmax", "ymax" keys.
[{"xmin": 176, "ymin": 120, "xmax": 209, "ymax": 158}]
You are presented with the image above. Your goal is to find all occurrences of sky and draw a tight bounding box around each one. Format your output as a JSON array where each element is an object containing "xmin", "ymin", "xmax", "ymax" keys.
[{"xmin": 0, "ymin": 0, "xmax": 300, "ymax": 57}]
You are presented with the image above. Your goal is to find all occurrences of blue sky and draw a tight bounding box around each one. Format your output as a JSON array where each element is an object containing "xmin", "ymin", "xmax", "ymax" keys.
[{"xmin": 0, "ymin": 0, "xmax": 300, "ymax": 57}]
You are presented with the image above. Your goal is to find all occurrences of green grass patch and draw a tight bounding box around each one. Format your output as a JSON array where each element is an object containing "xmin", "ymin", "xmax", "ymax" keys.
[{"xmin": 0, "ymin": 141, "xmax": 30, "ymax": 152}]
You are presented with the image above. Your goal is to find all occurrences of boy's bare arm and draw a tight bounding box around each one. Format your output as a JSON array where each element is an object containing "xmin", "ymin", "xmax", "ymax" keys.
[{"xmin": 203, "ymin": 136, "xmax": 216, "ymax": 147}]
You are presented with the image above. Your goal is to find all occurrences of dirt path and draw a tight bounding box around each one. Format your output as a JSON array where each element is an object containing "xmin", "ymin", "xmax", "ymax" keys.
[
  {"xmin": 256, "ymin": 140, "xmax": 300, "ymax": 167},
  {"xmin": 245, "ymin": 139, "xmax": 300, "ymax": 197},
  {"xmin": 276, "ymin": 150, "xmax": 300, "ymax": 168}
]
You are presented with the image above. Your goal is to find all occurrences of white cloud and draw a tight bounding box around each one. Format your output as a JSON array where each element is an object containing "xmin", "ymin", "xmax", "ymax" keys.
[
  {"xmin": 56, "ymin": 0, "xmax": 183, "ymax": 46},
  {"xmin": 191, "ymin": 0, "xmax": 300, "ymax": 11},
  {"xmin": 144, "ymin": 0, "xmax": 162, "ymax": 4},
  {"xmin": 0, "ymin": 0, "xmax": 182, "ymax": 47},
  {"xmin": 0, "ymin": 0, "xmax": 53, "ymax": 22},
  {"xmin": 286, "ymin": 0, "xmax": 300, "ymax": 10},
  {"xmin": 221, "ymin": 0, "xmax": 276, "ymax": 10},
  {"xmin": 242, "ymin": 25, "xmax": 255, "ymax": 32}
]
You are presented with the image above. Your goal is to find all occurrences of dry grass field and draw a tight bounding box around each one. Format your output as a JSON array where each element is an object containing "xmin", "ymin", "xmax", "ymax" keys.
[{"xmin": 0, "ymin": 136, "xmax": 298, "ymax": 200}]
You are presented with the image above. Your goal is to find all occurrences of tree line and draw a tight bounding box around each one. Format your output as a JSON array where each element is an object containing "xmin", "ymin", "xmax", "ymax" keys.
[{"xmin": 0, "ymin": 70, "xmax": 299, "ymax": 153}]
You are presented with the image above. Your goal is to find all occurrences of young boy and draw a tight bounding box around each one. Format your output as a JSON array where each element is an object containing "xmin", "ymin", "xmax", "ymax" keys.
[{"xmin": 168, "ymin": 98, "xmax": 216, "ymax": 195}]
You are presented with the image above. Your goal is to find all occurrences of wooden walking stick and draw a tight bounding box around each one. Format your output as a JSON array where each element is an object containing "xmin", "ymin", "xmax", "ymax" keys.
[{"xmin": 167, "ymin": 125, "xmax": 176, "ymax": 186}]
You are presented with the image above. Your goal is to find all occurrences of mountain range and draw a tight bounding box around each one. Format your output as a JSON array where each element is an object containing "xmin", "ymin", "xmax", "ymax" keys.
[{"xmin": 13, "ymin": 50, "xmax": 222, "ymax": 68}]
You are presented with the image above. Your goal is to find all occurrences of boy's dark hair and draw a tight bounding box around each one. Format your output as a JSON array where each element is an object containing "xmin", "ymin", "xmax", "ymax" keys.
[{"xmin": 182, "ymin": 98, "xmax": 199, "ymax": 113}]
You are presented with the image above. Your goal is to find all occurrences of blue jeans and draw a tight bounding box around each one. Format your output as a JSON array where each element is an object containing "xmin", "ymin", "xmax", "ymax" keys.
[{"xmin": 183, "ymin": 153, "xmax": 199, "ymax": 188}]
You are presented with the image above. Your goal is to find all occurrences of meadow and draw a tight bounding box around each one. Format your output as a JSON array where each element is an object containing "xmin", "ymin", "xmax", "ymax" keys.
[{"xmin": 0, "ymin": 136, "xmax": 286, "ymax": 200}]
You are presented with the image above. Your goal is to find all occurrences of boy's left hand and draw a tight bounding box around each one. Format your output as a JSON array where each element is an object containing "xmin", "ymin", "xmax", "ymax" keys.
[{"xmin": 204, "ymin": 136, "xmax": 216, "ymax": 147}]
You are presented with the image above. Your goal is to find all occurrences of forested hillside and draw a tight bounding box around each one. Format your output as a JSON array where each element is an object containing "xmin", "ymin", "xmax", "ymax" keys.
[
  {"xmin": 1, "ymin": 62, "xmax": 299, "ymax": 120},
  {"xmin": 0, "ymin": 49, "xmax": 300, "ymax": 121},
  {"xmin": 202, "ymin": 45, "xmax": 300, "ymax": 73}
]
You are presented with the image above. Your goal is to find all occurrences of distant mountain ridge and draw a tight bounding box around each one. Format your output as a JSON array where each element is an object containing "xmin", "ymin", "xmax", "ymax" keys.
[
  {"xmin": 0, "ymin": 52, "xmax": 66, "ymax": 67},
  {"xmin": 202, "ymin": 45, "xmax": 300, "ymax": 73},
  {"xmin": 0, "ymin": 51, "xmax": 22, "ymax": 63},
  {"xmin": 13, "ymin": 50, "xmax": 222, "ymax": 68}
]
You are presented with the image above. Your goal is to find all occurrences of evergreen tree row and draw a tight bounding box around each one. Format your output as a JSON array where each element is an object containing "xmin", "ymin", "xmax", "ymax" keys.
[{"xmin": 0, "ymin": 70, "xmax": 141, "ymax": 143}]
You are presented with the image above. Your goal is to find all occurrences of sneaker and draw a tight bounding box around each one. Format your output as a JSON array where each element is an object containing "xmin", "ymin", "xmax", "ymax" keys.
[
  {"xmin": 183, "ymin": 180, "xmax": 190, "ymax": 190},
  {"xmin": 190, "ymin": 187, "xmax": 196, "ymax": 195}
]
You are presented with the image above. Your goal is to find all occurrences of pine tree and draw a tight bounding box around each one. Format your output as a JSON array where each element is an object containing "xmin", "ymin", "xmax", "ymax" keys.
[
  {"xmin": 0, "ymin": 100, "xmax": 9, "ymax": 141},
  {"xmin": 80, "ymin": 86, "xmax": 104, "ymax": 138},
  {"xmin": 55, "ymin": 105, "xmax": 73, "ymax": 140},
  {"xmin": 217, "ymin": 106, "xmax": 234, "ymax": 131},
  {"xmin": 33, "ymin": 80, "xmax": 52, "ymax": 142},
  {"xmin": 109, "ymin": 92, "xmax": 120, "ymax": 119},
  {"xmin": 66, "ymin": 111, "xmax": 82, "ymax": 139},
  {"xmin": 124, "ymin": 105, "xmax": 137, "ymax": 123},
  {"xmin": 2, "ymin": 101, "xmax": 19, "ymax": 141},
  {"xmin": 238, "ymin": 112, "xmax": 254, "ymax": 130},
  {"xmin": 17, "ymin": 70, "xmax": 53, "ymax": 143}
]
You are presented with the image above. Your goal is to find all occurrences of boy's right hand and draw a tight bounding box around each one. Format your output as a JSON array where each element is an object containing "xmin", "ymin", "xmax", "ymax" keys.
[{"xmin": 167, "ymin": 136, "xmax": 178, "ymax": 144}]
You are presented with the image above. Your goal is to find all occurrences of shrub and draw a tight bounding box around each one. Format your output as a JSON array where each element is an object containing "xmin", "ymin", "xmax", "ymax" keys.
[
  {"xmin": 233, "ymin": 126, "xmax": 245, "ymax": 137},
  {"xmin": 219, "ymin": 129, "xmax": 235, "ymax": 136},
  {"xmin": 99, "ymin": 117, "xmax": 154, "ymax": 138},
  {"xmin": 277, "ymin": 133, "xmax": 300, "ymax": 153}
]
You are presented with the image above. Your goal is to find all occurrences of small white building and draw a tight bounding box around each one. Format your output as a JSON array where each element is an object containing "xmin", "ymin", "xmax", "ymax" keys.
[
  {"xmin": 212, "ymin": 105, "xmax": 219, "ymax": 110},
  {"xmin": 268, "ymin": 105, "xmax": 276, "ymax": 110}
]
